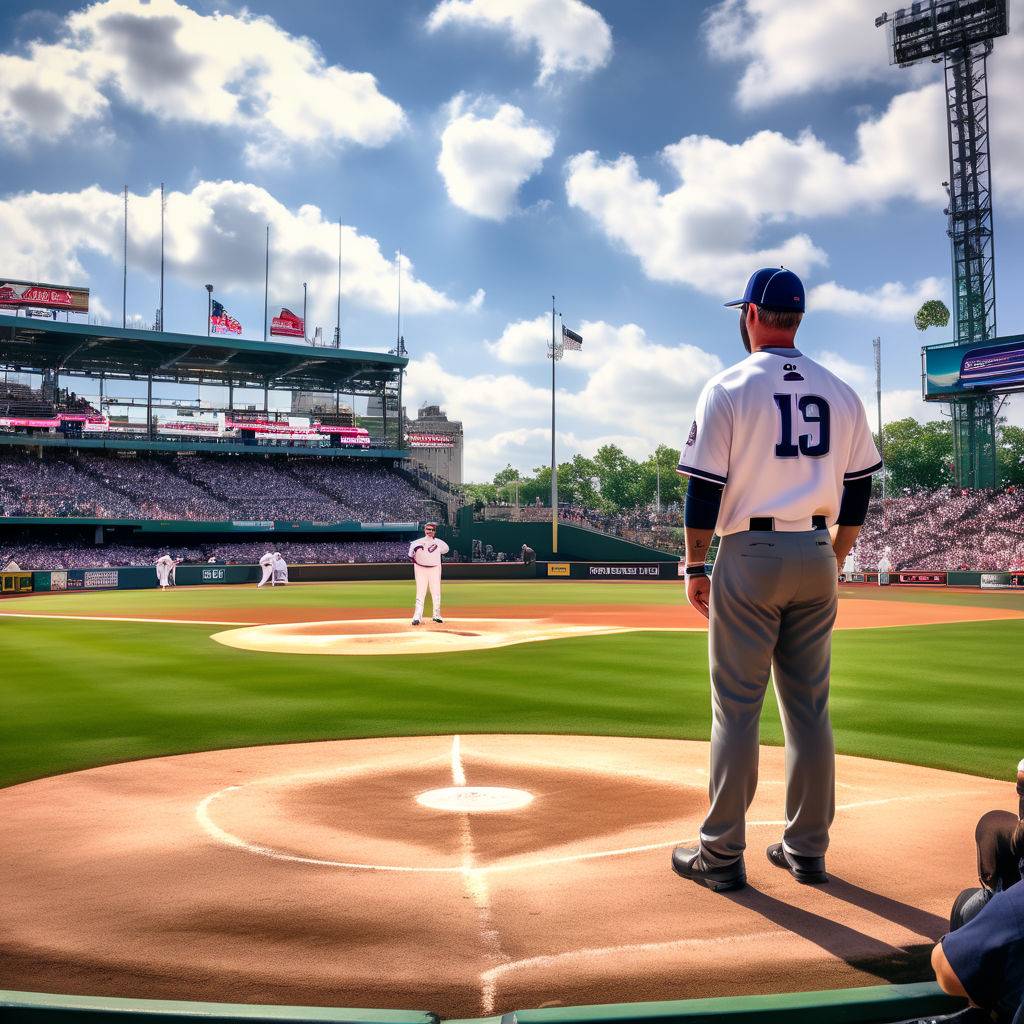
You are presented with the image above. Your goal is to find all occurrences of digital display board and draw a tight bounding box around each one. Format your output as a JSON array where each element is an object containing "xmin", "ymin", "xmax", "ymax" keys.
[{"xmin": 923, "ymin": 333, "xmax": 1024, "ymax": 398}]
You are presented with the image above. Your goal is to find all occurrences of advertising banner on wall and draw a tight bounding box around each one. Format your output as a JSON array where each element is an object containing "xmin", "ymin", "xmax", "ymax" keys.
[
  {"xmin": 924, "ymin": 333, "xmax": 1024, "ymax": 398},
  {"xmin": 407, "ymin": 432, "xmax": 455, "ymax": 448},
  {"xmin": 0, "ymin": 279, "xmax": 89, "ymax": 313},
  {"xmin": 897, "ymin": 572, "xmax": 948, "ymax": 586}
]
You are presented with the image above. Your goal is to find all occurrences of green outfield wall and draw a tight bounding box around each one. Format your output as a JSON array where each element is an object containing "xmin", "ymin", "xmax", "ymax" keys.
[{"xmin": 449, "ymin": 511, "xmax": 677, "ymax": 563}]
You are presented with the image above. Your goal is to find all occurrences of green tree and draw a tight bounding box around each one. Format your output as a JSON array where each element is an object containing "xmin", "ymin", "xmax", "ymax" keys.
[
  {"xmin": 998, "ymin": 426, "xmax": 1024, "ymax": 487},
  {"xmin": 917, "ymin": 296, "xmax": 946, "ymax": 331},
  {"xmin": 640, "ymin": 444, "xmax": 686, "ymax": 509},
  {"xmin": 914, "ymin": 299, "xmax": 951, "ymax": 332},
  {"xmin": 881, "ymin": 418, "xmax": 954, "ymax": 491}
]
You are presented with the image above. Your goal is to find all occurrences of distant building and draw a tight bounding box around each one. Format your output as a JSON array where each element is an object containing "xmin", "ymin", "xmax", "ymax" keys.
[
  {"xmin": 406, "ymin": 404, "xmax": 463, "ymax": 486},
  {"xmin": 291, "ymin": 390, "xmax": 354, "ymax": 424}
]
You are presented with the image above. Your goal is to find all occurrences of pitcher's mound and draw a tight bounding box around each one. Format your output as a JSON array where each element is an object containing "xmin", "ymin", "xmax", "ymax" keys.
[{"xmin": 211, "ymin": 617, "xmax": 633, "ymax": 655}]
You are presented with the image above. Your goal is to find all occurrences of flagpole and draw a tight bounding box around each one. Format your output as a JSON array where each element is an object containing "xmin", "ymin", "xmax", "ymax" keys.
[
  {"xmin": 158, "ymin": 183, "xmax": 165, "ymax": 332},
  {"xmin": 551, "ymin": 294, "xmax": 557, "ymax": 555},
  {"xmin": 396, "ymin": 248, "xmax": 402, "ymax": 345},
  {"xmin": 263, "ymin": 225, "xmax": 270, "ymax": 342},
  {"xmin": 335, "ymin": 219, "xmax": 342, "ymax": 348},
  {"xmin": 122, "ymin": 185, "xmax": 128, "ymax": 328}
]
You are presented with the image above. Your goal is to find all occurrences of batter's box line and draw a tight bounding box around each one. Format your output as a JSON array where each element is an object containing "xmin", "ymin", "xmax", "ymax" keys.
[{"xmin": 195, "ymin": 783, "xmax": 980, "ymax": 877}]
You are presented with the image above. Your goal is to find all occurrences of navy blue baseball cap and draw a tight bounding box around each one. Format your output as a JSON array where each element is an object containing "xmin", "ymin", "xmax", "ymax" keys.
[{"xmin": 724, "ymin": 268, "xmax": 805, "ymax": 313}]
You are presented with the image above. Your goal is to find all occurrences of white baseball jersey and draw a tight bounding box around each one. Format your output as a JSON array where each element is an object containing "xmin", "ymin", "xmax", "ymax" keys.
[
  {"xmin": 409, "ymin": 536, "xmax": 449, "ymax": 566},
  {"xmin": 259, "ymin": 553, "xmax": 274, "ymax": 568},
  {"xmin": 677, "ymin": 348, "xmax": 882, "ymax": 536}
]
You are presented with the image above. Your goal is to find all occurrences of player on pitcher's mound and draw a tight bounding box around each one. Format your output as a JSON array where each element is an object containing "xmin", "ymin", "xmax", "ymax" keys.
[{"xmin": 409, "ymin": 522, "xmax": 448, "ymax": 625}]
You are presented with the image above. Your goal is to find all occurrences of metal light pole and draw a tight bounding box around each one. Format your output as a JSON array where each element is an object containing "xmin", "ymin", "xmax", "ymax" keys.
[
  {"xmin": 873, "ymin": 336, "xmax": 885, "ymax": 499},
  {"xmin": 302, "ymin": 282, "xmax": 308, "ymax": 343},
  {"xmin": 205, "ymin": 284, "xmax": 213, "ymax": 337},
  {"xmin": 122, "ymin": 185, "xmax": 128, "ymax": 328},
  {"xmin": 549, "ymin": 295, "xmax": 562, "ymax": 554}
]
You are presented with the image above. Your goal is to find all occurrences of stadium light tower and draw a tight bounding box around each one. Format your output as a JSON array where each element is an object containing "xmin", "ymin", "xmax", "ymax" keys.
[{"xmin": 876, "ymin": 0, "xmax": 1008, "ymax": 487}]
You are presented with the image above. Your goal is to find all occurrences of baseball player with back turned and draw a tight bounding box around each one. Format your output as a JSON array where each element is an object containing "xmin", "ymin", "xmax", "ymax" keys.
[
  {"xmin": 409, "ymin": 522, "xmax": 448, "ymax": 625},
  {"xmin": 673, "ymin": 267, "xmax": 882, "ymax": 893}
]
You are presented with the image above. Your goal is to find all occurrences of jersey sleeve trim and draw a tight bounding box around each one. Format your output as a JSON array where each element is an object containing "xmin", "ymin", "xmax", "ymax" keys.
[
  {"xmin": 676, "ymin": 464, "xmax": 728, "ymax": 485},
  {"xmin": 844, "ymin": 459, "xmax": 883, "ymax": 481}
]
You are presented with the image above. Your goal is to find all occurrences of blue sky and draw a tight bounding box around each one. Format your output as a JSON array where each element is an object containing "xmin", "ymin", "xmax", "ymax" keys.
[{"xmin": 2, "ymin": 0, "xmax": 1023, "ymax": 479}]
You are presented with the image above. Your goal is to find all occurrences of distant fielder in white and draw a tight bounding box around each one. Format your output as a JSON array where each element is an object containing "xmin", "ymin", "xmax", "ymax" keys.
[
  {"xmin": 155, "ymin": 553, "xmax": 174, "ymax": 589},
  {"xmin": 878, "ymin": 549, "xmax": 893, "ymax": 586},
  {"xmin": 409, "ymin": 522, "xmax": 448, "ymax": 625},
  {"xmin": 272, "ymin": 552, "xmax": 288, "ymax": 586},
  {"xmin": 257, "ymin": 551, "xmax": 274, "ymax": 588}
]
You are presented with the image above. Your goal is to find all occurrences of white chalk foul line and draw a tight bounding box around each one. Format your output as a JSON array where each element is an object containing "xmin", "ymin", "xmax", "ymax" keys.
[{"xmin": 0, "ymin": 611, "xmax": 248, "ymax": 626}]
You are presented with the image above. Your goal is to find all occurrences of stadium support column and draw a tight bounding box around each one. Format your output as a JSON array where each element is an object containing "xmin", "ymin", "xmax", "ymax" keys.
[
  {"xmin": 263, "ymin": 378, "xmax": 269, "ymax": 416},
  {"xmin": 147, "ymin": 374, "xmax": 153, "ymax": 439},
  {"xmin": 945, "ymin": 40, "xmax": 999, "ymax": 488}
]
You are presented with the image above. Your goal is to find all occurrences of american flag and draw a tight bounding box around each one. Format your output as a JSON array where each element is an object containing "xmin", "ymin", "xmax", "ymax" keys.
[
  {"xmin": 562, "ymin": 324, "xmax": 583, "ymax": 350},
  {"xmin": 210, "ymin": 299, "xmax": 242, "ymax": 335}
]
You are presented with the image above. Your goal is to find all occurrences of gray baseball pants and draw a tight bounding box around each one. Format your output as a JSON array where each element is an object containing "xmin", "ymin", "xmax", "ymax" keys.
[{"xmin": 698, "ymin": 529, "xmax": 838, "ymax": 868}]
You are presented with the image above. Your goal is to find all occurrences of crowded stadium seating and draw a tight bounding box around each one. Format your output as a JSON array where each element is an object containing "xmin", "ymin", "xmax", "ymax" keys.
[
  {"xmin": 855, "ymin": 487, "xmax": 1024, "ymax": 571},
  {"xmin": 0, "ymin": 449, "xmax": 436, "ymax": 523}
]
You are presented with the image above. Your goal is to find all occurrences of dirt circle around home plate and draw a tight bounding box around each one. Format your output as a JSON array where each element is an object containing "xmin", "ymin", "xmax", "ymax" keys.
[{"xmin": 0, "ymin": 733, "xmax": 1016, "ymax": 1018}]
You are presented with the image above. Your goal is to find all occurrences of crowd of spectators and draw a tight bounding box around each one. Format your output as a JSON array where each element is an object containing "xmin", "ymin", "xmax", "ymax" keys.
[
  {"xmin": 480, "ymin": 486, "xmax": 1024, "ymax": 569},
  {"xmin": 0, "ymin": 539, "xmax": 414, "ymax": 571},
  {"xmin": 855, "ymin": 486, "xmax": 1024, "ymax": 572},
  {"xmin": 0, "ymin": 449, "xmax": 434, "ymax": 523}
]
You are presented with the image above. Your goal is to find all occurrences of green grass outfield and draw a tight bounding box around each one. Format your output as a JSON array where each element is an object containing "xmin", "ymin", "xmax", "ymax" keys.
[{"xmin": 1, "ymin": 580, "xmax": 1023, "ymax": 789}]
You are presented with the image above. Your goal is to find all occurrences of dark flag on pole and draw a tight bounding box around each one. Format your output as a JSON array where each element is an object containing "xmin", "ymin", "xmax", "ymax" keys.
[
  {"xmin": 210, "ymin": 299, "xmax": 242, "ymax": 335},
  {"xmin": 562, "ymin": 324, "xmax": 583, "ymax": 350}
]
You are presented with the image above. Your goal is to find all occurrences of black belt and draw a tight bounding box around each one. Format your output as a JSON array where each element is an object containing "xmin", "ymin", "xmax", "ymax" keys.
[{"xmin": 749, "ymin": 515, "xmax": 827, "ymax": 531}]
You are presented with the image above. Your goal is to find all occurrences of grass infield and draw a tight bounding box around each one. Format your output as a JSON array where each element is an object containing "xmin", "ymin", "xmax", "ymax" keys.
[{"xmin": 1, "ymin": 581, "xmax": 1022, "ymax": 788}]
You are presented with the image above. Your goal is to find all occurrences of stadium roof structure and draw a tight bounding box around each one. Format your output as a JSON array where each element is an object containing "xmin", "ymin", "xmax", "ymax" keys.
[{"xmin": 0, "ymin": 314, "xmax": 406, "ymax": 392}]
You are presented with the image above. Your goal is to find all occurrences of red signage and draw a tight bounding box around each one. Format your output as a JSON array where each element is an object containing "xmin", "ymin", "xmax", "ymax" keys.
[
  {"xmin": 897, "ymin": 572, "xmax": 948, "ymax": 586},
  {"xmin": 0, "ymin": 279, "xmax": 89, "ymax": 313},
  {"xmin": 271, "ymin": 308, "xmax": 304, "ymax": 338},
  {"xmin": 407, "ymin": 432, "xmax": 455, "ymax": 447}
]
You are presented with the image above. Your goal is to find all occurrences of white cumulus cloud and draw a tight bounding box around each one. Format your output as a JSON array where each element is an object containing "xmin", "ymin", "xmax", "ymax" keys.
[
  {"xmin": 564, "ymin": 85, "xmax": 957, "ymax": 300},
  {"xmin": 438, "ymin": 96, "xmax": 556, "ymax": 220},
  {"xmin": 0, "ymin": 0, "xmax": 406, "ymax": 163},
  {"xmin": 809, "ymin": 277, "xmax": 946, "ymax": 321},
  {"xmin": 704, "ymin": 0, "xmax": 893, "ymax": 109},
  {"xmin": 409, "ymin": 319, "xmax": 724, "ymax": 479},
  {"xmin": 426, "ymin": 0, "xmax": 612, "ymax": 84},
  {"xmin": 0, "ymin": 181, "xmax": 458, "ymax": 326},
  {"xmin": 703, "ymin": 0, "xmax": 1024, "ymax": 208}
]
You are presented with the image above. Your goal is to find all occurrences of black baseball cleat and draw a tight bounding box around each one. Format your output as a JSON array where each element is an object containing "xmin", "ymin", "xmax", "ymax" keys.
[
  {"xmin": 766, "ymin": 843, "xmax": 828, "ymax": 884},
  {"xmin": 671, "ymin": 846, "xmax": 746, "ymax": 892},
  {"xmin": 411, "ymin": 618, "xmax": 421, "ymax": 626},
  {"xmin": 432, "ymin": 617, "xmax": 444, "ymax": 623}
]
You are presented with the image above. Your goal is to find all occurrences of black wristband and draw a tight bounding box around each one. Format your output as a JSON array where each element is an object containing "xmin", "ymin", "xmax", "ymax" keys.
[{"xmin": 685, "ymin": 564, "xmax": 708, "ymax": 577}]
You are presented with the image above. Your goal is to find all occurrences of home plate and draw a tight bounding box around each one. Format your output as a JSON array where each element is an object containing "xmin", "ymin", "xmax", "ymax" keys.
[
  {"xmin": 210, "ymin": 617, "xmax": 630, "ymax": 656},
  {"xmin": 415, "ymin": 786, "xmax": 534, "ymax": 812}
]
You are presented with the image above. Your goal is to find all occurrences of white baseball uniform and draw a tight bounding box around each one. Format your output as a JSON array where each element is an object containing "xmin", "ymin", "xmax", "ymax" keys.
[
  {"xmin": 155, "ymin": 554, "xmax": 173, "ymax": 589},
  {"xmin": 877, "ymin": 553, "xmax": 892, "ymax": 585},
  {"xmin": 678, "ymin": 349, "xmax": 882, "ymax": 534},
  {"xmin": 258, "ymin": 552, "xmax": 274, "ymax": 587},
  {"xmin": 409, "ymin": 534, "xmax": 448, "ymax": 620},
  {"xmin": 677, "ymin": 346, "xmax": 882, "ymax": 868},
  {"xmin": 272, "ymin": 554, "xmax": 288, "ymax": 585}
]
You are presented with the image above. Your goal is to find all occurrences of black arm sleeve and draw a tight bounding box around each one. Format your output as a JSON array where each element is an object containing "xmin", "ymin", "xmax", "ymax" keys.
[
  {"xmin": 837, "ymin": 475, "xmax": 872, "ymax": 526},
  {"xmin": 684, "ymin": 477, "xmax": 724, "ymax": 530}
]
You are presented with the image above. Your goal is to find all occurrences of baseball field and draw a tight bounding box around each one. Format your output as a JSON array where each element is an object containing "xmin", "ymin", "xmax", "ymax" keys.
[{"xmin": 2, "ymin": 579, "xmax": 1023, "ymax": 1016}]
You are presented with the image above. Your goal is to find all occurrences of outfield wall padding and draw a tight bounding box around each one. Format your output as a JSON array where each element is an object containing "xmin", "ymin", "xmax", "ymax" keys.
[
  {"xmin": 29, "ymin": 562, "xmax": 535, "ymax": 591},
  {"xmin": 453, "ymin": 516, "xmax": 677, "ymax": 563}
]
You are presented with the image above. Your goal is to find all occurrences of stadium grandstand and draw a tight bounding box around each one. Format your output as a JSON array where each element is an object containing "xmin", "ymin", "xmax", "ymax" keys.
[{"xmin": 0, "ymin": 313, "xmax": 450, "ymax": 571}]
